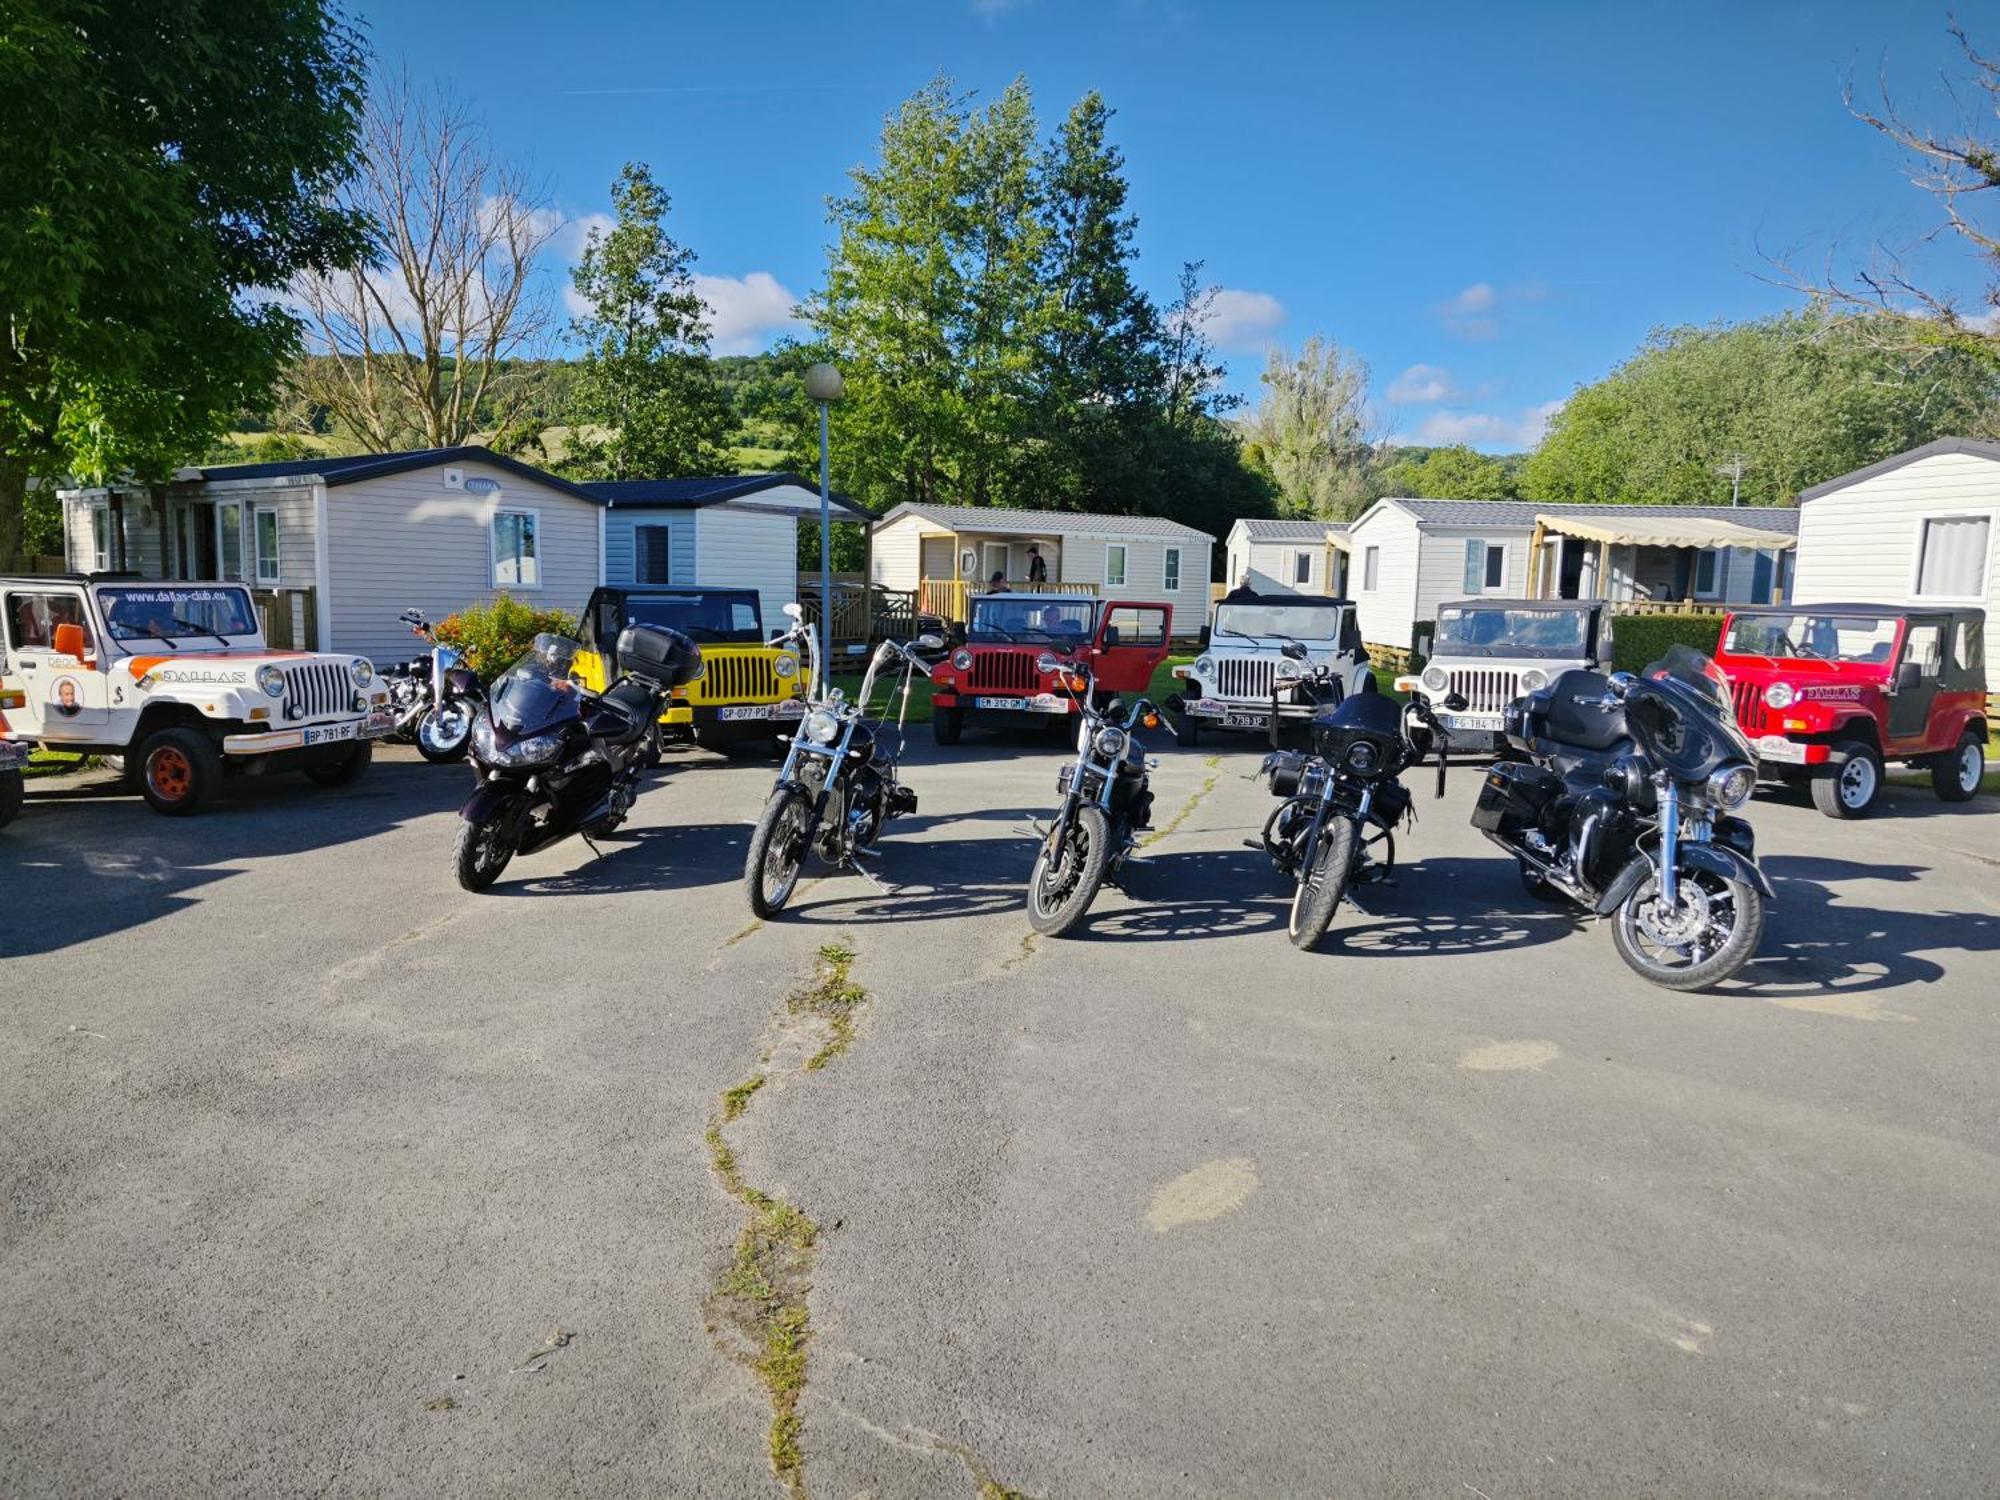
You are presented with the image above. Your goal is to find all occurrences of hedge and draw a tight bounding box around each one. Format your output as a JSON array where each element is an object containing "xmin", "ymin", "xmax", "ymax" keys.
[
  {"xmin": 433, "ymin": 594, "xmax": 580, "ymax": 682},
  {"xmin": 1610, "ymin": 613, "xmax": 1724, "ymax": 675}
]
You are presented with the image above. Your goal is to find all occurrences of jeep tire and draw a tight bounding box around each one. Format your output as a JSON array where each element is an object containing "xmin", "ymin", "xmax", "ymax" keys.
[
  {"xmin": 932, "ymin": 706, "xmax": 963, "ymax": 746},
  {"xmin": 1812, "ymin": 740, "xmax": 1881, "ymax": 819},
  {"xmin": 1175, "ymin": 708, "xmax": 1199, "ymax": 748},
  {"xmin": 304, "ymin": 739, "xmax": 372, "ymax": 788},
  {"xmin": 0, "ymin": 768, "xmax": 22, "ymax": 830},
  {"xmin": 1931, "ymin": 730, "xmax": 1986, "ymax": 803},
  {"xmin": 138, "ymin": 727, "xmax": 222, "ymax": 816}
]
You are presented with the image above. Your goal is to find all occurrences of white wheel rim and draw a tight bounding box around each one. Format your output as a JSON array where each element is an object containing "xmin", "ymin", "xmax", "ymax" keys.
[
  {"xmin": 1962, "ymin": 743, "xmax": 1983, "ymax": 791},
  {"xmin": 1841, "ymin": 756, "xmax": 1876, "ymax": 807}
]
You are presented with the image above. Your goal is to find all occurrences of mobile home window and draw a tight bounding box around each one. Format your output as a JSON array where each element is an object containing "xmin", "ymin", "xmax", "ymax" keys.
[
  {"xmin": 1164, "ymin": 546, "xmax": 1181, "ymax": 591},
  {"xmin": 90, "ymin": 505, "xmax": 112, "ymax": 572},
  {"xmin": 1293, "ymin": 550, "xmax": 1312, "ymax": 585},
  {"xmin": 492, "ymin": 509, "xmax": 541, "ymax": 589},
  {"xmin": 1105, "ymin": 543, "xmax": 1127, "ymax": 588},
  {"xmin": 1363, "ymin": 546, "xmax": 1380, "ymax": 591},
  {"xmin": 1463, "ymin": 540, "xmax": 1506, "ymax": 593},
  {"xmin": 218, "ymin": 501, "xmax": 244, "ymax": 581},
  {"xmin": 636, "ymin": 525, "xmax": 671, "ymax": 585},
  {"xmin": 1915, "ymin": 515, "xmax": 1992, "ymax": 599},
  {"xmin": 1694, "ymin": 548, "xmax": 1720, "ymax": 597},
  {"xmin": 253, "ymin": 506, "xmax": 281, "ymax": 585}
]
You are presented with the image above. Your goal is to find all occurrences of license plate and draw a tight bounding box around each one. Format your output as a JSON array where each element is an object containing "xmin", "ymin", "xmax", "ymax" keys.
[
  {"xmin": 1441, "ymin": 712, "xmax": 1503, "ymax": 732},
  {"xmin": 1223, "ymin": 710, "xmax": 1269, "ymax": 731},
  {"xmin": 1756, "ymin": 735, "xmax": 1807, "ymax": 764},
  {"xmin": 718, "ymin": 704, "xmax": 773, "ymax": 721},
  {"xmin": 302, "ymin": 722, "xmax": 359, "ymax": 746},
  {"xmin": 774, "ymin": 700, "xmax": 805, "ymax": 718},
  {"xmin": 363, "ymin": 712, "xmax": 395, "ymax": 738},
  {"xmin": 974, "ymin": 695, "xmax": 1067, "ymax": 713}
]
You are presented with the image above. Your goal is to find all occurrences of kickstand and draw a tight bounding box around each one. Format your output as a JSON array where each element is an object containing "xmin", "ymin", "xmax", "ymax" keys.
[
  {"xmin": 580, "ymin": 829, "xmax": 605, "ymax": 860},
  {"xmin": 847, "ymin": 858, "xmax": 895, "ymax": 896}
]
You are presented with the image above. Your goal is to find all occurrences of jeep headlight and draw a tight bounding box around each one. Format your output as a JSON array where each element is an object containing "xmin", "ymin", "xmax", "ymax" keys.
[
  {"xmin": 1763, "ymin": 681, "xmax": 1796, "ymax": 710},
  {"xmin": 1706, "ymin": 763, "xmax": 1756, "ymax": 810},
  {"xmin": 952, "ymin": 648, "xmax": 973, "ymax": 671},
  {"xmin": 1195, "ymin": 654, "xmax": 1215, "ymax": 679},
  {"xmin": 1093, "ymin": 725, "xmax": 1128, "ymax": 759},
  {"xmin": 350, "ymin": 658, "xmax": 374, "ymax": 688},
  {"xmin": 774, "ymin": 651, "xmax": 799, "ymax": 680},
  {"xmin": 1519, "ymin": 667, "xmax": 1550, "ymax": 693},
  {"xmin": 1421, "ymin": 665, "xmax": 1448, "ymax": 692},
  {"xmin": 804, "ymin": 708, "xmax": 840, "ymax": 745},
  {"xmin": 257, "ymin": 664, "xmax": 286, "ymax": 698}
]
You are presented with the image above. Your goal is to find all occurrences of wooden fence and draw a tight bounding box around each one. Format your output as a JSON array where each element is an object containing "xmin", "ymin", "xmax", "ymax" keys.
[
  {"xmin": 252, "ymin": 587, "xmax": 317, "ymax": 650},
  {"xmin": 793, "ymin": 582, "xmax": 921, "ymax": 648},
  {"xmin": 917, "ymin": 577, "xmax": 1097, "ymax": 622}
]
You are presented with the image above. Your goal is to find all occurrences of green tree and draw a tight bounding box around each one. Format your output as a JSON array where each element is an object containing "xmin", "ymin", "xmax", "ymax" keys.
[
  {"xmin": 0, "ymin": 0, "xmax": 370, "ymax": 568},
  {"xmin": 1520, "ymin": 314, "xmax": 1998, "ymax": 506},
  {"xmin": 563, "ymin": 162, "xmax": 731, "ymax": 479},
  {"xmin": 1242, "ymin": 335, "xmax": 1376, "ymax": 517},
  {"xmin": 1374, "ymin": 444, "xmax": 1514, "ymax": 501}
]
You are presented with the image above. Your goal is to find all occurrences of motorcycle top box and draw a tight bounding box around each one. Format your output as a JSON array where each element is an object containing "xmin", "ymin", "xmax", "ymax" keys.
[
  {"xmin": 616, "ymin": 623, "xmax": 703, "ymax": 688},
  {"xmin": 1471, "ymin": 760, "xmax": 1562, "ymax": 833}
]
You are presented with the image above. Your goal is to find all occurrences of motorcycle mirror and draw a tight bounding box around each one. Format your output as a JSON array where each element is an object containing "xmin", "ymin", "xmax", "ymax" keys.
[
  {"xmin": 783, "ymin": 602, "xmax": 804, "ymax": 621},
  {"xmin": 1442, "ymin": 692, "xmax": 1469, "ymax": 712},
  {"xmin": 1281, "ymin": 640, "xmax": 1309, "ymax": 660},
  {"xmin": 916, "ymin": 633, "xmax": 945, "ymax": 651}
]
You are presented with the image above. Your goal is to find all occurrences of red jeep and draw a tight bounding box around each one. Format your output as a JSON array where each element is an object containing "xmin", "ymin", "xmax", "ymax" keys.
[
  {"xmin": 929, "ymin": 592, "xmax": 1172, "ymax": 745},
  {"xmin": 1714, "ymin": 604, "xmax": 1988, "ymax": 818}
]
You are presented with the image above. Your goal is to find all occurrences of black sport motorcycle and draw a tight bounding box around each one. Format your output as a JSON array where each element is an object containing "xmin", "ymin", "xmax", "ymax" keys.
[
  {"xmin": 453, "ymin": 627, "xmax": 701, "ymax": 892},
  {"xmin": 1258, "ymin": 647, "xmax": 1461, "ymax": 951},
  {"xmin": 383, "ymin": 607, "xmax": 485, "ymax": 763},
  {"xmin": 742, "ymin": 605, "xmax": 940, "ymax": 917},
  {"xmin": 1025, "ymin": 649, "xmax": 1163, "ymax": 936},
  {"xmin": 1473, "ymin": 643, "xmax": 1770, "ymax": 991}
]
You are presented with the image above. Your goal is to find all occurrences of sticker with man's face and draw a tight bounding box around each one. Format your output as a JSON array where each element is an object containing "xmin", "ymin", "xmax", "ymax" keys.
[{"xmin": 50, "ymin": 675, "xmax": 83, "ymax": 718}]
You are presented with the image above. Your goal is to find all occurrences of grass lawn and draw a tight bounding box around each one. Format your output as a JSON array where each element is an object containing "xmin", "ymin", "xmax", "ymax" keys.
[{"xmin": 24, "ymin": 746, "xmax": 99, "ymax": 780}]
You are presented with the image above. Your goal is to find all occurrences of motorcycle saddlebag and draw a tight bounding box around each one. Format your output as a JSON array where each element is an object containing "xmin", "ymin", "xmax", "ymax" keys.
[
  {"xmin": 616, "ymin": 624, "xmax": 703, "ymax": 688},
  {"xmin": 1264, "ymin": 749, "xmax": 1308, "ymax": 799},
  {"xmin": 1471, "ymin": 760, "xmax": 1563, "ymax": 833}
]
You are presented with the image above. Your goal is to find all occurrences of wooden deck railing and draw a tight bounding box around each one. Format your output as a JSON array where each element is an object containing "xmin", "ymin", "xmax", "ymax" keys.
[
  {"xmin": 252, "ymin": 587, "xmax": 317, "ymax": 650},
  {"xmin": 795, "ymin": 584, "xmax": 921, "ymax": 647},
  {"xmin": 918, "ymin": 577, "xmax": 1098, "ymax": 622}
]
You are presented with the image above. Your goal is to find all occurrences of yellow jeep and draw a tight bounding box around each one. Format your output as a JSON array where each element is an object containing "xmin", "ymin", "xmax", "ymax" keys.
[{"xmin": 576, "ymin": 585, "xmax": 806, "ymax": 750}]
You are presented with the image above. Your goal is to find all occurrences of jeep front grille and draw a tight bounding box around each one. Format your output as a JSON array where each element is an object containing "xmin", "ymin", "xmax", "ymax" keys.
[
  {"xmin": 1731, "ymin": 680, "xmax": 1769, "ymax": 733},
  {"xmin": 282, "ymin": 662, "xmax": 353, "ymax": 721},
  {"xmin": 1215, "ymin": 657, "xmax": 1277, "ymax": 701},
  {"xmin": 694, "ymin": 655, "xmax": 779, "ymax": 702},
  {"xmin": 970, "ymin": 652, "xmax": 1038, "ymax": 691},
  {"xmin": 1443, "ymin": 668, "xmax": 1521, "ymax": 715}
]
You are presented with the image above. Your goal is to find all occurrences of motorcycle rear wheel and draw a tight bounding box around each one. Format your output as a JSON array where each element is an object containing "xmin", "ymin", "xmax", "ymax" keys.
[
  {"xmin": 453, "ymin": 808, "xmax": 516, "ymax": 892},
  {"xmin": 1027, "ymin": 806, "xmax": 1111, "ymax": 937},
  {"xmin": 1288, "ymin": 818, "xmax": 1354, "ymax": 952},
  {"xmin": 745, "ymin": 788, "xmax": 810, "ymax": 917},
  {"xmin": 1610, "ymin": 866, "xmax": 1765, "ymax": 991}
]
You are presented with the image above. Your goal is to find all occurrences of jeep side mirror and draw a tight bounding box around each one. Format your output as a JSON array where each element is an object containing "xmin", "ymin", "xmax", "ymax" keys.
[
  {"xmin": 1895, "ymin": 661, "xmax": 1922, "ymax": 692},
  {"xmin": 52, "ymin": 622, "xmax": 92, "ymax": 662}
]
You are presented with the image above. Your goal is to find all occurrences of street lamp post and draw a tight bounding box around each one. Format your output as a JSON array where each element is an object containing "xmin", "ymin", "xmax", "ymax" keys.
[{"xmin": 803, "ymin": 362, "xmax": 845, "ymax": 690}]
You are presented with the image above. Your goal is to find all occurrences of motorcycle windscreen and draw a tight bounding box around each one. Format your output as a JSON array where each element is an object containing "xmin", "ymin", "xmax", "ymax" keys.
[
  {"xmin": 489, "ymin": 634, "xmax": 587, "ymax": 733},
  {"xmin": 1629, "ymin": 645, "xmax": 1753, "ymax": 779}
]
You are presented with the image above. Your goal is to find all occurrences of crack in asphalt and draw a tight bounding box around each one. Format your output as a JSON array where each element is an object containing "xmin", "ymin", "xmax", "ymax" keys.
[
  {"xmin": 1140, "ymin": 753, "xmax": 1223, "ymax": 848},
  {"xmin": 703, "ymin": 942, "xmax": 868, "ymax": 1497},
  {"xmin": 807, "ymin": 1394, "xmax": 1040, "ymax": 1499}
]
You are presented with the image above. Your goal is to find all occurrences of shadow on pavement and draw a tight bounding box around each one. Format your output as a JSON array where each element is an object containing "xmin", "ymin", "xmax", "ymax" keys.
[{"xmin": 482, "ymin": 821, "xmax": 752, "ymax": 898}]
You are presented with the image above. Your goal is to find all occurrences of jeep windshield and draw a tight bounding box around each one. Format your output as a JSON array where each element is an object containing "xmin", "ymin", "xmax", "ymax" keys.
[
  {"xmin": 98, "ymin": 585, "xmax": 259, "ymax": 646},
  {"xmin": 1435, "ymin": 605, "xmax": 1592, "ymax": 658},
  {"xmin": 1214, "ymin": 601, "xmax": 1347, "ymax": 642},
  {"xmin": 1723, "ymin": 612, "xmax": 1899, "ymax": 665},
  {"xmin": 969, "ymin": 598, "xmax": 1095, "ymax": 644},
  {"xmin": 621, "ymin": 591, "xmax": 762, "ymax": 644}
]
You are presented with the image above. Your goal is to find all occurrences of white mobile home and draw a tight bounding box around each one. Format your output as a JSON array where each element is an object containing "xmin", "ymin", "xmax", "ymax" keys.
[
  {"xmin": 1224, "ymin": 518, "xmax": 1352, "ymax": 596},
  {"xmin": 60, "ymin": 447, "xmax": 605, "ymax": 665},
  {"xmin": 869, "ymin": 503, "xmax": 1214, "ymax": 636},
  {"xmin": 1345, "ymin": 498, "xmax": 1799, "ymax": 650},
  {"xmin": 587, "ymin": 473, "xmax": 874, "ymax": 629},
  {"xmin": 1790, "ymin": 437, "xmax": 2000, "ymax": 679}
]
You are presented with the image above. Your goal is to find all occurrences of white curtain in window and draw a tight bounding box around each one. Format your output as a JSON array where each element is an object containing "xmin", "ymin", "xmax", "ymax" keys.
[
  {"xmin": 1916, "ymin": 516, "xmax": 1991, "ymax": 598},
  {"xmin": 493, "ymin": 512, "xmax": 539, "ymax": 587}
]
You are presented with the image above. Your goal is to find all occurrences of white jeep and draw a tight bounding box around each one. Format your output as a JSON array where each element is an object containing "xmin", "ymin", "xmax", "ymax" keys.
[
  {"xmin": 1171, "ymin": 592, "xmax": 1372, "ymax": 745},
  {"xmin": 1398, "ymin": 598, "xmax": 1615, "ymax": 753},
  {"xmin": 1, "ymin": 577, "xmax": 392, "ymax": 815}
]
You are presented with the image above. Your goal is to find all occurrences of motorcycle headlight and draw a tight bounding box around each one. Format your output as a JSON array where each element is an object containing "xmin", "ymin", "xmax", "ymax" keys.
[
  {"xmin": 1195, "ymin": 654, "xmax": 1215, "ymax": 679},
  {"xmin": 1346, "ymin": 739, "xmax": 1382, "ymax": 774},
  {"xmin": 952, "ymin": 648, "xmax": 973, "ymax": 672},
  {"xmin": 257, "ymin": 664, "xmax": 286, "ymax": 698},
  {"xmin": 501, "ymin": 731, "xmax": 564, "ymax": 767},
  {"xmin": 1519, "ymin": 667, "xmax": 1550, "ymax": 693},
  {"xmin": 1763, "ymin": 681, "xmax": 1796, "ymax": 710},
  {"xmin": 1093, "ymin": 725, "xmax": 1128, "ymax": 759},
  {"xmin": 1706, "ymin": 763, "xmax": 1756, "ymax": 810},
  {"xmin": 774, "ymin": 652, "xmax": 800, "ymax": 680},
  {"xmin": 471, "ymin": 716, "xmax": 499, "ymax": 758},
  {"xmin": 350, "ymin": 659, "xmax": 374, "ymax": 688},
  {"xmin": 804, "ymin": 708, "xmax": 841, "ymax": 745},
  {"xmin": 1421, "ymin": 665, "xmax": 1448, "ymax": 692}
]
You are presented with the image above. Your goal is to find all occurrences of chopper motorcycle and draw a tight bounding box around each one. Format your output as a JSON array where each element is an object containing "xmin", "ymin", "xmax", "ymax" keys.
[
  {"xmin": 382, "ymin": 607, "xmax": 486, "ymax": 763},
  {"xmin": 742, "ymin": 604, "xmax": 943, "ymax": 918},
  {"xmin": 1472, "ymin": 643, "xmax": 1770, "ymax": 991},
  {"xmin": 1258, "ymin": 645, "xmax": 1462, "ymax": 951},
  {"xmin": 453, "ymin": 626, "xmax": 701, "ymax": 892},
  {"xmin": 1023, "ymin": 649, "xmax": 1166, "ymax": 936}
]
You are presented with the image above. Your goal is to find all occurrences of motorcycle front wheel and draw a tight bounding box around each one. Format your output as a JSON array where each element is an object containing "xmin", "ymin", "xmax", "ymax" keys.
[
  {"xmin": 453, "ymin": 805, "xmax": 518, "ymax": 892},
  {"xmin": 417, "ymin": 701, "xmax": 475, "ymax": 763},
  {"xmin": 745, "ymin": 788, "xmax": 811, "ymax": 917},
  {"xmin": 1288, "ymin": 817, "xmax": 1355, "ymax": 952},
  {"xmin": 1610, "ymin": 865, "xmax": 1765, "ymax": 991},
  {"xmin": 1027, "ymin": 806, "xmax": 1111, "ymax": 937}
]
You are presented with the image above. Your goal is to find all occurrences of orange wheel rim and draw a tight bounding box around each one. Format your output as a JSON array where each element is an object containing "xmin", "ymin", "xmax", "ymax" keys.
[{"xmin": 149, "ymin": 747, "xmax": 192, "ymax": 800}]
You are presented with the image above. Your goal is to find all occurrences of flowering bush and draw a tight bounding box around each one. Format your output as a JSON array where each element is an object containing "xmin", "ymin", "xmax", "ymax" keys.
[{"xmin": 433, "ymin": 594, "xmax": 579, "ymax": 682}]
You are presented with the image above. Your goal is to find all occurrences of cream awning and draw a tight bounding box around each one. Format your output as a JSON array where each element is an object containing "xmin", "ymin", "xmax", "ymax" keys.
[
  {"xmin": 1536, "ymin": 513, "xmax": 1796, "ymax": 550},
  {"xmin": 1323, "ymin": 530, "xmax": 1352, "ymax": 552}
]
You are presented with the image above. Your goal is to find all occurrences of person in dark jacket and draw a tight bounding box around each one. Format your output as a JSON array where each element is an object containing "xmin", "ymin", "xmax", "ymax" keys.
[{"xmin": 1027, "ymin": 545, "xmax": 1048, "ymax": 583}]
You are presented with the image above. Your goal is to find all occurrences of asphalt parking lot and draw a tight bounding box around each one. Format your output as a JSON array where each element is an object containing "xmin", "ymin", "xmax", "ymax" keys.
[{"xmin": 3, "ymin": 732, "xmax": 1998, "ymax": 1498}]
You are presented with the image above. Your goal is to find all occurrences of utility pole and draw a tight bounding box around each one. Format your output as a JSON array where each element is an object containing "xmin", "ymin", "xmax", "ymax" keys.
[{"xmin": 1713, "ymin": 454, "xmax": 1749, "ymax": 507}]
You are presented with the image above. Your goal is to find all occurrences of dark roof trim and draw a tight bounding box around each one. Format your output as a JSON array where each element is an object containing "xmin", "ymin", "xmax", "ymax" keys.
[
  {"xmin": 584, "ymin": 472, "xmax": 872, "ymax": 520},
  {"xmin": 1795, "ymin": 437, "xmax": 2000, "ymax": 503},
  {"xmin": 194, "ymin": 445, "xmax": 606, "ymax": 504}
]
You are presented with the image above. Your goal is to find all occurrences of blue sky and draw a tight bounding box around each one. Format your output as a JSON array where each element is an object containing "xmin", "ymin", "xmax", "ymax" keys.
[{"xmin": 355, "ymin": 0, "xmax": 1981, "ymax": 451}]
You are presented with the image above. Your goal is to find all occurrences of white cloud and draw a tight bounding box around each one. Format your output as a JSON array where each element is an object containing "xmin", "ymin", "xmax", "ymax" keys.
[
  {"xmin": 1386, "ymin": 363, "xmax": 1456, "ymax": 404},
  {"xmin": 1434, "ymin": 279, "xmax": 1546, "ymax": 342},
  {"xmin": 1196, "ymin": 287, "xmax": 1285, "ymax": 352},
  {"xmin": 1414, "ymin": 399, "xmax": 1564, "ymax": 451},
  {"xmin": 694, "ymin": 271, "xmax": 803, "ymax": 353},
  {"xmin": 1441, "ymin": 282, "xmax": 1496, "ymax": 316}
]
